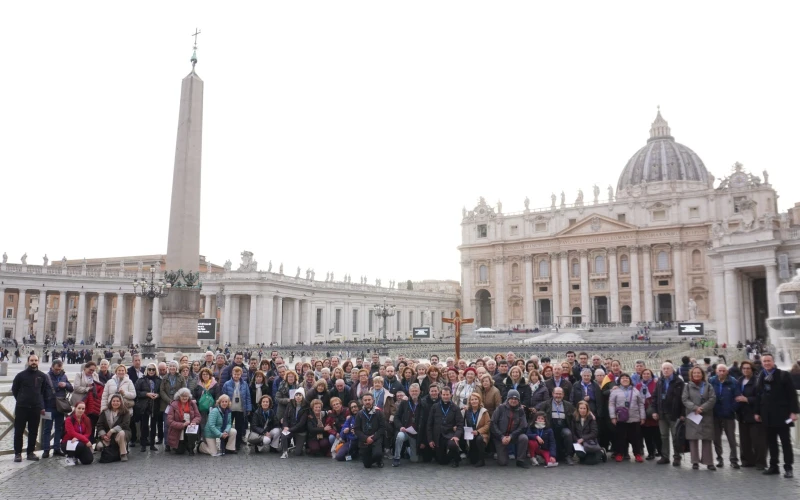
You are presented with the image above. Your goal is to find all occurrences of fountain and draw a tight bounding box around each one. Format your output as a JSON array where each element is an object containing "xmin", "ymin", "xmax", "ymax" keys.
[{"xmin": 766, "ymin": 269, "xmax": 800, "ymax": 368}]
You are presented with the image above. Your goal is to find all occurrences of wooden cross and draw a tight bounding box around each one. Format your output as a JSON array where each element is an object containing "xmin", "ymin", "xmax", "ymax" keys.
[{"xmin": 442, "ymin": 309, "xmax": 474, "ymax": 361}]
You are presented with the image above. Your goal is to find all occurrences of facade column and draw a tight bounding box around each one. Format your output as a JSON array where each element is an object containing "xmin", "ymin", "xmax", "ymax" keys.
[
  {"xmin": 579, "ymin": 251, "xmax": 590, "ymax": 325},
  {"xmin": 724, "ymin": 269, "xmax": 742, "ymax": 345},
  {"xmin": 305, "ymin": 300, "xmax": 313, "ymax": 344},
  {"xmin": 152, "ymin": 296, "xmax": 161, "ymax": 346},
  {"xmin": 494, "ymin": 257, "xmax": 506, "ymax": 328},
  {"xmin": 222, "ymin": 293, "xmax": 232, "ymax": 345},
  {"xmin": 293, "ymin": 299, "xmax": 301, "ymax": 343},
  {"xmin": 642, "ymin": 245, "xmax": 654, "ymax": 322},
  {"xmin": 15, "ymin": 289, "xmax": 27, "ymax": 341},
  {"xmin": 672, "ymin": 243, "xmax": 686, "ymax": 320},
  {"xmin": 37, "ymin": 290, "xmax": 48, "ymax": 340},
  {"xmin": 560, "ymin": 252, "xmax": 570, "ymax": 321},
  {"xmin": 204, "ymin": 294, "xmax": 213, "ymax": 319},
  {"xmin": 550, "ymin": 252, "xmax": 560, "ymax": 327},
  {"xmin": 75, "ymin": 291, "xmax": 87, "ymax": 344},
  {"xmin": 131, "ymin": 294, "xmax": 142, "ymax": 345},
  {"xmin": 741, "ymin": 276, "xmax": 752, "ymax": 340},
  {"xmin": 608, "ymin": 248, "xmax": 619, "ymax": 323},
  {"xmin": 114, "ymin": 293, "xmax": 125, "ymax": 346},
  {"xmin": 248, "ymin": 294, "xmax": 259, "ymax": 345},
  {"xmin": 274, "ymin": 297, "xmax": 284, "ymax": 344},
  {"xmin": 712, "ymin": 271, "xmax": 727, "ymax": 344},
  {"xmin": 765, "ymin": 264, "xmax": 780, "ymax": 319},
  {"xmin": 261, "ymin": 294, "xmax": 274, "ymax": 345},
  {"xmin": 230, "ymin": 296, "xmax": 241, "ymax": 345},
  {"xmin": 96, "ymin": 293, "xmax": 106, "ymax": 345},
  {"xmin": 56, "ymin": 291, "xmax": 67, "ymax": 343},
  {"xmin": 629, "ymin": 246, "xmax": 641, "ymax": 324},
  {"xmin": 523, "ymin": 255, "xmax": 534, "ymax": 328}
]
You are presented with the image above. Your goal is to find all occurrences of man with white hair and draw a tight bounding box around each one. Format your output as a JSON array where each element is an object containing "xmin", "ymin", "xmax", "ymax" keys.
[
  {"xmin": 202, "ymin": 351, "xmax": 215, "ymax": 370},
  {"xmin": 651, "ymin": 362, "xmax": 685, "ymax": 466},
  {"xmin": 709, "ymin": 364, "xmax": 741, "ymax": 469},
  {"xmin": 506, "ymin": 352, "xmax": 516, "ymax": 365}
]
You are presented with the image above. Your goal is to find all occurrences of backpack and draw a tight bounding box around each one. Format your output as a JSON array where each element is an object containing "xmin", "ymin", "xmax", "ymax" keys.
[{"xmin": 198, "ymin": 390, "xmax": 215, "ymax": 413}]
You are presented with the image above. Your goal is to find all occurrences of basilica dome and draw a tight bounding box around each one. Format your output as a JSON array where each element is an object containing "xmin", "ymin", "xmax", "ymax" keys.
[{"xmin": 616, "ymin": 109, "xmax": 710, "ymax": 193}]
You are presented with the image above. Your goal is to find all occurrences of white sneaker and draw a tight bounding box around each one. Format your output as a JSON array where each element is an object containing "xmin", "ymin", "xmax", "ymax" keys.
[
  {"xmin": 64, "ymin": 458, "xmax": 76, "ymax": 466},
  {"xmin": 509, "ymin": 454, "xmax": 515, "ymax": 460},
  {"xmin": 460, "ymin": 453, "xmax": 467, "ymax": 459},
  {"xmin": 547, "ymin": 461, "xmax": 559, "ymax": 467},
  {"xmin": 531, "ymin": 457, "xmax": 538, "ymax": 466},
  {"xmin": 280, "ymin": 452, "xmax": 288, "ymax": 459},
  {"xmin": 212, "ymin": 452, "xmax": 224, "ymax": 457}
]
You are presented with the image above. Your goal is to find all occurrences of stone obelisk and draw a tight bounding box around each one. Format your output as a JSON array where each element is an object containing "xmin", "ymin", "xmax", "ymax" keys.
[{"xmin": 160, "ymin": 37, "xmax": 204, "ymax": 351}]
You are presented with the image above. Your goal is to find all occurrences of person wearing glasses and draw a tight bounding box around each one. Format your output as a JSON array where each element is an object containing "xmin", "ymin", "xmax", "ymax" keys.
[
  {"xmin": 70, "ymin": 362, "xmax": 99, "ymax": 407},
  {"xmin": 134, "ymin": 363, "xmax": 161, "ymax": 452}
]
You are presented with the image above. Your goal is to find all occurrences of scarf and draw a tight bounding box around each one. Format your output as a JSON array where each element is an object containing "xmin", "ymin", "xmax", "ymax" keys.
[{"xmin": 220, "ymin": 407, "xmax": 231, "ymax": 430}]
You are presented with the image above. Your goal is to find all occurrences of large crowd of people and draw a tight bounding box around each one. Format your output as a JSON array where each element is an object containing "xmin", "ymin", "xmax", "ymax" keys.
[{"xmin": 10, "ymin": 348, "xmax": 799, "ymax": 478}]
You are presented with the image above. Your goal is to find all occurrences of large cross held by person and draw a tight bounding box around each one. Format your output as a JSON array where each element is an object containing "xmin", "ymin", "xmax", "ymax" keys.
[{"xmin": 442, "ymin": 309, "xmax": 474, "ymax": 361}]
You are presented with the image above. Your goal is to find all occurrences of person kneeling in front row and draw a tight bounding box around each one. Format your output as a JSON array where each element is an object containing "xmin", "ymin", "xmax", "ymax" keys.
[
  {"xmin": 199, "ymin": 395, "xmax": 237, "ymax": 456},
  {"xmin": 355, "ymin": 393, "xmax": 386, "ymax": 468},
  {"xmin": 62, "ymin": 401, "xmax": 93, "ymax": 465}
]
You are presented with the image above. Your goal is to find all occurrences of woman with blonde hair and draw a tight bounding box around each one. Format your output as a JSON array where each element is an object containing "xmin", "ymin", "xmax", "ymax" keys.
[
  {"xmin": 477, "ymin": 373, "xmax": 501, "ymax": 416},
  {"xmin": 276, "ymin": 370, "xmax": 299, "ymax": 421},
  {"xmin": 96, "ymin": 394, "xmax": 131, "ymax": 462},
  {"xmin": 682, "ymin": 366, "xmax": 717, "ymax": 470},
  {"xmin": 101, "ymin": 364, "xmax": 135, "ymax": 413},
  {"xmin": 463, "ymin": 392, "xmax": 490, "ymax": 467},
  {"xmin": 200, "ymin": 394, "xmax": 236, "ymax": 456}
]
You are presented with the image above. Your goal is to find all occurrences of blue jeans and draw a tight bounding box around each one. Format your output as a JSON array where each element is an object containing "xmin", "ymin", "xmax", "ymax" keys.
[
  {"xmin": 394, "ymin": 431, "xmax": 418, "ymax": 461},
  {"xmin": 42, "ymin": 410, "xmax": 65, "ymax": 452}
]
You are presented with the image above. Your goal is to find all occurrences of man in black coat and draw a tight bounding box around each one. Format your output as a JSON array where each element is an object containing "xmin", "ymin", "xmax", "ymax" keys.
[
  {"xmin": 11, "ymin": 354, "xmax": 51, "ymax": 462},
  {"xmin": 650, "ymin": 361, "xmax": 685, "ymax": 466},
  {"xmin": 393, "ymin": 383, "xmax": 424, "ymax": 466},
  {"xmin": 354, "ymin": 393, "xmax": 386, "ymax": 468},
  {"xmin": 493, "ymin": 360, "xmax": 512, "ymax": 400},
  {"xmin": 426, "ymin": 385, "xmax": 464, "ymax": 467},
  {"xmin": 755, "ymin": 353, "xmax": 799, "ymax": 478},
  {"xmin": 418, "ymin": 384, "xmax": 440, "ymax": 463}
]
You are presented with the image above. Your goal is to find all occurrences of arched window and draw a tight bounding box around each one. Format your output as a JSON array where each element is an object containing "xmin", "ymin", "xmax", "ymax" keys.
[
  {"xmin": 620, "ymin": 255, "xmax": 630, "ymax": 274},
  {"xmin": 620, "ymin": 305, "xmax": 632, "ymax": 323},
  {"xmin": 511, "ymin": 262, "xmax": 520, "ymax": 281},
  {"xmin": 571, "ymin": 307, "xmax": 582, "ymax": 325},
  {"xmin": 571, "ymin": 259, "xmax": 580, "ymax": 277},
  {"xmin": 479, "ymin": 265, "xmax": 488, "ymax": 282},
  {"xmin": 594, "ymin": 255, "xmax": 606, "ymax": 273},
  {"xmin": 539, "ymin": 260, "xmax": 550, "ymax": 278},
  {"xmin": 657, "ymin": 251, "xmax": 669, "ymax": 271},
  {"xmin": 691, "ymin": 249, "xmax": 702, "ymax": 269}
]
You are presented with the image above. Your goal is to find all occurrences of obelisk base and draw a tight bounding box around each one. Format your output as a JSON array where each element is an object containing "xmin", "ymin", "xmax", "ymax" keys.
[{"xmin": 159, "ymin": 289, "xmax": 203, "ymax": 352}]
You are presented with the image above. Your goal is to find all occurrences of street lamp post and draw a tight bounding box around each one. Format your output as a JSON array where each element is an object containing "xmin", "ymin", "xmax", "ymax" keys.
[
  {"xmin": 373, "ymin": 297, "xmax": 396, "ymax": 341},
  {"xmin": 132, "ymin": 266, "xmax": 171, "ymax": 359}
]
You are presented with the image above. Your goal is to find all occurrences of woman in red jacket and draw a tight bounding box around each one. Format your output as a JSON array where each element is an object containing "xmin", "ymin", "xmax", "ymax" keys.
[
  {"xmin": 83, "ymin": 380, "xmax": 106, "ymax": 444},
  {"xmin": 62, "ymin": 401, "xmax": 94, "ymax": 465}
]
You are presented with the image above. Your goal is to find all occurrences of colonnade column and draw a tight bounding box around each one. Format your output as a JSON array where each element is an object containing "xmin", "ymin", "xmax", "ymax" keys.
[
  {"xmin": 96, "ymin": 293, "xmax": 106, "ymax": 345},
  {"xmin": 712, "ymin": 271, "xmax": 727, "ymax": 345},
  {"xmin": 523, "ymin": 256, "xmax": 534, "ymax": 328},
  {"xmin": 494, "ymin": 257, "xmax": 506, "ymax": 329},
  {"xmin": 222, "ymin": 293, "xmax": 232, "ymax": 345},
  {"xmin": 75, "ymin": 291, "xmax": 87, "ymax": 344},
  {"xmin": 204, "ymin": 294, "xmax": 213, "ymax": 320},
  {"xmin": 56, "ymin": 291, "xmax": 67, "ymax": 343},
  {"xmin": 37, "ymin": 290, "xmax": 47, "ymax": 340},
  {"xmin": 608, "ymin": 248, "xmax": 619, "ymax": 323},
  {"xmin": 642, "ymin": 245, "xmax": 654, "ymax": 322},
  {"xmin": 765, "ymin": 264, "xmax": 780, "ymax": 319},
  {"xmin": 579, "ymin": 251, "xmax": 589, "ymax": 325},
  {"xmin": 274, "ymin": 297, "xmax": 284, "ymax": 344},
  {"xmin": 261, "ymin": 294, "xmax": 274, "ymax": 345},
  {"xmin": 741, "ymin": 275, "xmax": 753, "ymax": 340},
  {"xmin": 152, "ymin": 296, "xmax": 161, "ymax": 346},
  {"xmin": 629, "ymin": 246, "xmax": 641, "ymax": 323},
  {"xmin": 230, "ymin": 296, "xmax": 240, "ymax": 344},
  {"xmin": 672, "ymin": 243, "xmax": 686, "ymax": 320},
  {"xmin": 550, "ymin": 252, "xmax": 560, "ymax": 327},
  {"xmin": 724, "ymin": 269, "xmax": 742, "ymax": 345},
  {"xmin": 114, "ymin": 293, "xmax": 125, "ymax": 346},
  {"xmin": 560, "ymin": 252, "xmax": 570, "ymax": 321},
  {"xmin": 249, "ymin": 294, "xmax": 259, "ymax": 345},
  {"xmin": 15, "ymin": 289, "xmax": 27, "ymax": 341},
  {"xmin": 305, "ymin": 300, "xmax": 313, "ymax": 344},
  {"xmin": 131, "ymin": 294, "xmax": 142, "ymax": 345},
  {"xmin": 293, "ymin": 299, "xmax": 301, "ymax": 343}
]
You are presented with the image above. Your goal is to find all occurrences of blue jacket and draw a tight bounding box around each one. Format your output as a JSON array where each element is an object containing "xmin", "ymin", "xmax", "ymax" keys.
[
  {"xmin": 221, "ymin": 379, "xmax": 252, "ymax": 412},
  {"xmin": 525, "ymin": 426, "xmax": 556, "ymax": 457},
  {"xmin": 219, "ymin": 363, "xmax": 249, "ymax": 387},
  {"xmin": 341, "ymin": 415, "xmax": 358, "ymax": 443},
  {"xmin": 47, "ymin": 369, "xmax": 74, "ymax": 408},
  {"xmin": 204, "ymin": 406, "xmax": 232, "ymax": 438},
  {"xmin": 709, "ymin": 375, "xmax": 740, "ymax": 419}
]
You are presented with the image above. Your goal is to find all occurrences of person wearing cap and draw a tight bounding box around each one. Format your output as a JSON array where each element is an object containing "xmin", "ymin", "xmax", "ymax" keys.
[
  {"xmin": 280, "ymin": 387, "xmax": 309, "ymax": 458},
  {"xmin": 426, "ymin": 385, "xmax": 464, "ymax": 467},
  {"xmin": 454, "ymin": 367, "xmax": 479, "ymax": 410},
  {"xmin": 535, "ymin": 387, "xmax": 576, "ymax": 465},
  {"xmin": 355, "ymin": 393, "xmax": 386, "ymax": 468},
  {"xmin": 490, "ymin": 389, "xmax": 529, "ymax": 468}
]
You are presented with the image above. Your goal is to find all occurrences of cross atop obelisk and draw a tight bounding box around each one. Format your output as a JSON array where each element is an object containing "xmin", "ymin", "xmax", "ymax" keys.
[{"xmin": 190, "ymin": 28, "xmax": 201, "ymax": 69}]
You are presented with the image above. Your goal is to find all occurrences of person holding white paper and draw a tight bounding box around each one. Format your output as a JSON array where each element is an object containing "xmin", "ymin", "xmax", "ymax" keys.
[
  {"xmin": 61, "ymin": 401, "xmax": 93, "ymax": 465},
  {"xmin": 392, "ymin": 383, "xmax": 423, "ymax": 466},
  {"xmin": 462, "ymin": 393, "xmax": 490, "ymax": 467},
  {"xmin": 166, "ymin": 388, "xmax": 201, "ymax": 455},
  {"xmin": 682, "ymin": 367, "xmax": 717, "ymax": 470}
]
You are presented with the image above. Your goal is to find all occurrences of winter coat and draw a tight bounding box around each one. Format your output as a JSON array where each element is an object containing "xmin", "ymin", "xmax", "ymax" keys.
[
  {"xmin": 83, "ymin": 381, "xmax": 105, "ymax": 417},
  {"xmin": 507, "ymin": 379, "xmax": 532, "ymax": 407},
  {"xmin": 46, "ymin": 369, "xmax": 74, "ymax": 408},
  {"xmin": 275, "ymin": 381, "xmax": 298, "ymax": 421},
  {"xmin": 70, "ymin": 370, "xmax": 100, "ymax": 406},
  {"xmin": 394, "ymin": 398, "xmax": 424, "ymax": 434},
  {"xmin": 250, "ymin": 408, "xmax": 278, "ymax": 436},
  {"xmin": 635, "ymin": 379, "xmax": 658, "ymax": 427},
  {"xmin": 493, "ymin": 373, "xmax": 513, "ymax": 399},
  {"xmin": 135, "ymin": 376, "xmax": 162, "ymax": 414},
  {"xmin": 418, "ymin": 395, "xmax": 440, "ymax": 445},
  {"xmin": 682, "ymin": 380, "xmax": 716, "ymax": 441},
  {"xmin": 327, "ymin": 387, "xmax": 352, "ymax": 408},
  {"xmin": 221, "ymin": 379, "xmax": 253, "ymax": 413},
  {"xmin": 545, "ymin": 378, "xmax": 573, "ymax": 400},
  {"xmin": 282, "ymin": 400, "xmax": 310, "ymax": 434},
  {"xmin": 305, "ymin": 388, "xmax": 331, "ymax": 410},
  {"xmin": 426, "ymin": 400, "xmax": 464, "ymax": 442},
  {"xmin": 219, "ymin": 363, "xmax": 249, "ymax": 387},
  {"xmin": 528, "ymin": 383, "xmax": 551, "ymax": 410},
  {"xmin": 571, "ymin": 380, "xmax": 603, "ymax": 418},
  {"xmin": 453, "ymin": 380, "xmax": 479, "ymax": 409},
  {"xmin": 755, "ymin": 367, "xmax": 800, "ymax": 428},
  {"xmin": 62, "ymin": 414, "xmax": 92, "ymax": 445},
  {"xmin": 354, "ymin": 407, "xmax": 386, "ymax": 448},
  {"xmin": 708, "ymin": 375, "xmax": 741, "ymax": 420},
  {"xmin": 535, "ymin": 399, "xmax": 576, "ymax": 429},
  {"xmin": 651, "ymin": 374, "xmax": 685, "ymax": 421},
  {"xmin": 462, "ymin": 406, "xmax": 491, "ymax": 442},
  {"xmin": 101, "ymin": 376, "xmax": 136, "ymax": 412},
  {"xmin": 203, "ymin": 407, "xmax": 232, "ymax": 438},
  {"xmin": 340, "ymin": 414, "xmax": 358, "ymax": 443},
  {"xmin": 420, "ymin": 376, "xmax": 442, "ymax": 396},
  {"xmin": 165, "ymin": 400, "xmax": 201, "ymax": 448},
  {"xmin": 324, "ymin": 408, "xmax": 349, "ymax": 438},
  {"xmin": 571, "ymin": 415, "xmax": 599, "ymax": 444},
  {"xmin": 736, "ymin": 377, "xmax": 760, "ymax": 424},
  {"xmin": 526, "ymin": 426, "xmax": 556, "ymax": 456},
  {"xmin": 307, "ymin": 412, "xmax": 327, "ymax": 440},
  {"xmin": 478, "ymin": 385, "xmax": 502, "ymax": 416},
  {"xmin": 608, "ymin": 386, "xmax": 646, "ymax": 423},
  {"xmin": 97, "ymin": 409, "xmax": 132, "ymax": 441},
  {"xmin": 490, "ymin": 402, "xmax": 528, "ymax": 442},
  {"xmin": 192, "ymin": 380, "xmax": 219, "ymax": 411},
  {"xmin": 159, "ymin": 375, "xmax": 187, "ymax": 412}
]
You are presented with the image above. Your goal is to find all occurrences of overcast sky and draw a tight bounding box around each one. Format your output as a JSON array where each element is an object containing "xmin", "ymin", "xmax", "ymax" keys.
[{"xmin": 2, "ymin": 1, "xmax": 799, "ymax": 283}]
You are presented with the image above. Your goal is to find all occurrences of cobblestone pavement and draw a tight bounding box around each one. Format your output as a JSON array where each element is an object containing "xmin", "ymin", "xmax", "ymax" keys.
[{"xmin": 0, "ymin": 446, "xmax": 797, "ymax": 500}]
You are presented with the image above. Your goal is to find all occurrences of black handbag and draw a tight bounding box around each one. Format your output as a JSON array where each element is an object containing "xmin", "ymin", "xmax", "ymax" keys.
[
  {"xmin": 99, "ymin": 442, "xmax": 121, "ymax": 463},
  {"xmin": 55, "ymin": 396, "xmax": 73, "ymax": 414}
]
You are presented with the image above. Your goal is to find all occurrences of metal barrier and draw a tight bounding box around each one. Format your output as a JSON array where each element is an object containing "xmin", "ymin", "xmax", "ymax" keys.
[{"xmin": 0, "ymin": 391, "xmax": 42, "ymax": 456}]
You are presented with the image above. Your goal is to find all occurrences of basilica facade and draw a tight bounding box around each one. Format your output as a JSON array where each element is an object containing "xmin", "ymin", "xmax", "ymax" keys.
[{"xmin": 459, "ymin": 111, "xmax": 800, "ymax": 345}]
